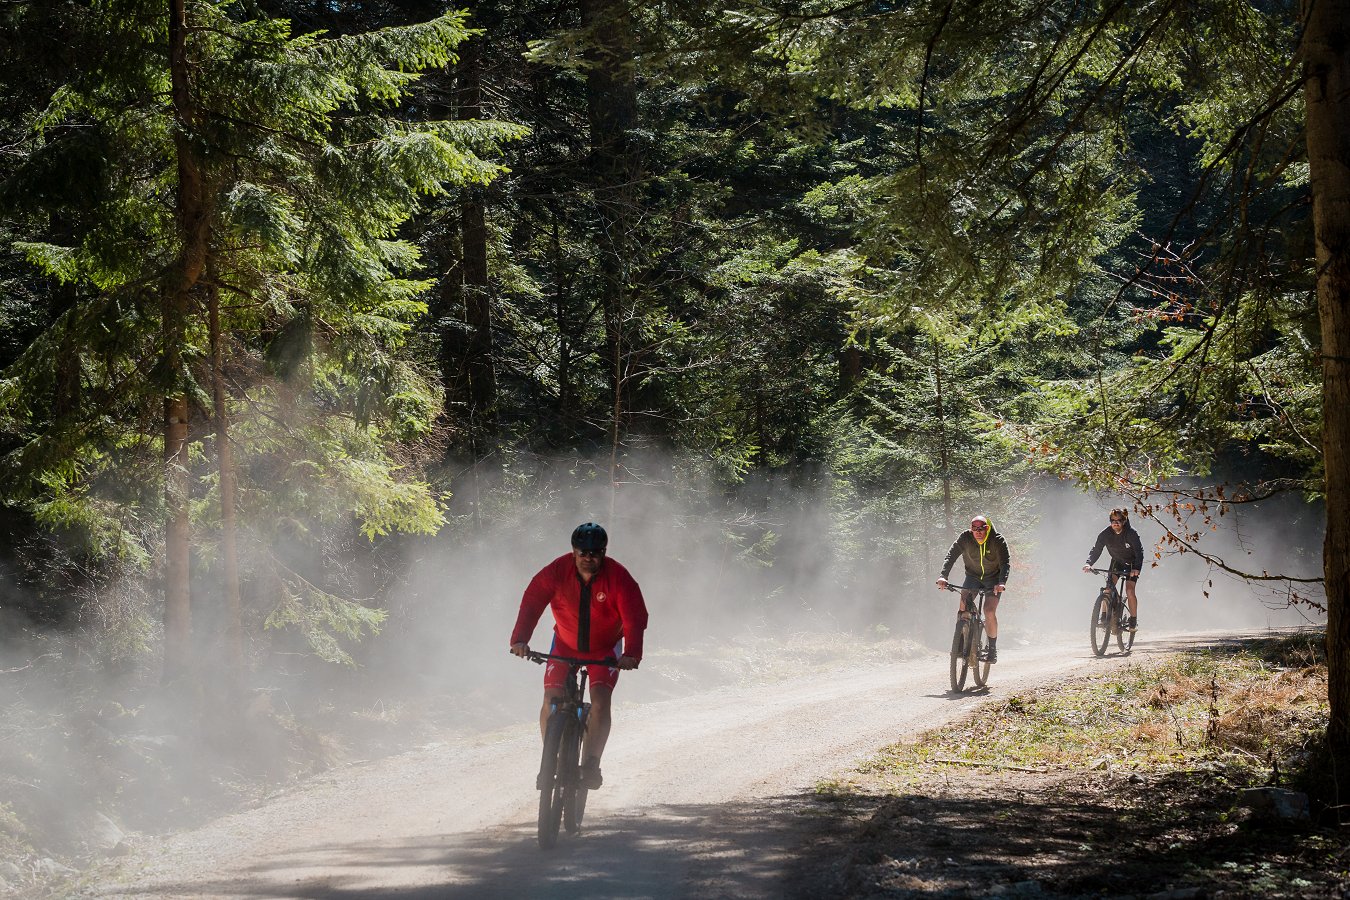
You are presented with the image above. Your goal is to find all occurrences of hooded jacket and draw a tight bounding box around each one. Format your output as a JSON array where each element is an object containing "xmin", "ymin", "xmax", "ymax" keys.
[{"xmin": 940, "ymin": 525, "xmax": 1011, "ymax": 585}]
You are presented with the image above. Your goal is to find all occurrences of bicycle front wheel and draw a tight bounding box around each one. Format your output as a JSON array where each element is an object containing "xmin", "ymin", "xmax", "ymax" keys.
[
  {"xmin": 537, "ymin": 711, "xmax": 567, "ymax": 849},
  {"xmin": 950, "ymin": 619, "xmax": 970, "ymax": 692},
  {"xmin": 1115, "ymin": 601, "xmax": 1136, "ymax": 653},
  {"xmin": 567, "ymin": 783, "xmax": 589, "ymax": 833},
  {"xmin": 1090, "ymin": 592, "xmax": 1111, "ymax": 657},
  {"xmin": 971, "ymin": 626, "xmax": 990, "ymax": 688},
  {"xmin": 560, "ymin": 717, "xmax": 583, "ymax": 834}
]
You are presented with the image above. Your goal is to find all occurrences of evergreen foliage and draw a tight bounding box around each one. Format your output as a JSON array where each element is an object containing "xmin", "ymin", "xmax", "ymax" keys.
[
  {"xmin": 0, "ymin": 0, "xmax": 522, "ymax": 665},
  {"xmin": 0, "ymin": 0, "xmax": 1332, "ymax": 688}
]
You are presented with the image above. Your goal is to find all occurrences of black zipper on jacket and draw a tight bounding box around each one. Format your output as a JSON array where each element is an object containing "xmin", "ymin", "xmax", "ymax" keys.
[{"xmin": 576, "ymin": 572, "xmax": 592, "ymax": 652}]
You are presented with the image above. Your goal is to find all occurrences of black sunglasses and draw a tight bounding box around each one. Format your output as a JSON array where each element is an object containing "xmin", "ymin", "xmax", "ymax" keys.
[
  {"xmin": 1110, "ymin": 518, "xmax": 1124, "ymax": 524},
  {"xmin": 575, "ymin": 547, "xmax": 606, "ymax": 557}
]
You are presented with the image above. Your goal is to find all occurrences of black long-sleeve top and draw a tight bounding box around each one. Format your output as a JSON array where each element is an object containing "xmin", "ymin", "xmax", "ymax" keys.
[{"xmin": 1085, "ymin": 524, "xmax": 1144, "ymax": 570}]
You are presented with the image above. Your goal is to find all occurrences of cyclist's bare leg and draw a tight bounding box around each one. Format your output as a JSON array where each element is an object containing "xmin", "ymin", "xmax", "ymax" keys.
[
  {"xmin": 984, "ymin": 593, "xmax": 1000, "ymax": 639},
  {"xmin": 1125, "ymin": 578, "xmax": 1138, "ymax": 618},
  {"xmin": 958, "ymin": 590, "xmax": 974, "ymax": 619},
  {"xmin": 539, "ymin": 687, "xmax": 566, "ymax": 738},
  {"xmin": 581, "ymin": 683, "xmax": 613, "ymax": 764}
]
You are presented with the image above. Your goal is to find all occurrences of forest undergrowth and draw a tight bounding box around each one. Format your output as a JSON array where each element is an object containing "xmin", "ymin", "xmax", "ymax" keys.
[{"xmin": 789, "ymin": 630, "xmax": 1345, "ymax": 898}]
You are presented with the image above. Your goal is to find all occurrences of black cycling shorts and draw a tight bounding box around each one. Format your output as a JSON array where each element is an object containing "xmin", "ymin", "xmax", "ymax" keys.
[
  {"xmin": 959, "ymin": 573, "xmax": 1002, "ymax": 593},
  {"xmin": 1110, "ymin": 563, "xmax": 1140, "ymax": 583}
]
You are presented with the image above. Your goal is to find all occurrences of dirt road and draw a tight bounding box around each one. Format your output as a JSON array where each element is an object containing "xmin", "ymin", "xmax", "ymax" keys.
[{"xmin": 78, "ymin": 633, "xmax": 1170, "ymax": 899}]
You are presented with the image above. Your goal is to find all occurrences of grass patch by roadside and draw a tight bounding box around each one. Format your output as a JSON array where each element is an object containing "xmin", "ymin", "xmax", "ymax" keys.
[
  {"xmin": 791, "ymin": 630, "xmax": 1346, "ymax": 899},
  {"xmin": 858, "ymin": 632, "xmax": 1326, "ymax": 784}
]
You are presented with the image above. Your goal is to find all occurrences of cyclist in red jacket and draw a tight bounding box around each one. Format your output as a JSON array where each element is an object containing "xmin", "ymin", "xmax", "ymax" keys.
[{"xmin": 510, "ymin": 522, "xmax": 648, "ymax": 790}]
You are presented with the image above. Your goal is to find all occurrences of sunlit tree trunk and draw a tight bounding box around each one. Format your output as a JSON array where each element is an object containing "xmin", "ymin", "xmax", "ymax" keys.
[
  {"xmin": 207, "ymin": 272, "xmax": 243, "ymax": 676},
  {"xmin": 1303, "ymin": 0, "xmax": 1350, "ymax": 755},
  {"xmin": 163, "ymin": 0, "xmax": 208, "ymax": 683},
  {"xmin": 933, "ymin": 337, "xmax": 953, "ymax": 533},
  {"xmin": 551, "ymin": 213, "xmax": 577, "ymax": 419}
]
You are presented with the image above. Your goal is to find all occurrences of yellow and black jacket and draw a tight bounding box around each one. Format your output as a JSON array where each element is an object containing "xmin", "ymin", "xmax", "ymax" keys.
[{"xmin": 940, "ymin": 526, "xmax": 1011, "ymax": 585}]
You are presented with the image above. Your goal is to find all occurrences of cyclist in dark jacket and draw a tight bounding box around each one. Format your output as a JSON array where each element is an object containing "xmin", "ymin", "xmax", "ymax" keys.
[
  {"xmin": 936, "ymin": 515, "xmax": 1010, "ymax": 663},
  {"xmin": 1082, "ymin": 507, "xmax": 1144, "ymax": 631}
]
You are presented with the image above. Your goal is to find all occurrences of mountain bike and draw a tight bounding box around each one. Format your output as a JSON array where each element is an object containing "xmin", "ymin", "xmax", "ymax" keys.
[
  {"xmin": 522, "ymin": 651, "xmax": 615, "ymax": 849},
  {"xmin": 1087, "ymin": 566, "xmax": 1135, "ymax": 656},
  {"xmin": 943, "ymin": 584, "xmax": 993, "ymax": 692}
]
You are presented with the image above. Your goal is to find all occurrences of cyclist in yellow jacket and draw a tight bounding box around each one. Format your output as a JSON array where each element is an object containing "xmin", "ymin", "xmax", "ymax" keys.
[{"xmin": 936, "ymin": 515, "xmax": 1011, "ymax": 663}]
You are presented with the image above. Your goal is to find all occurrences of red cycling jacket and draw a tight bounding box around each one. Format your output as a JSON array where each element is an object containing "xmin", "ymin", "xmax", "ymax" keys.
[{"xmin": 511, "ymin": 554, "xmax": 649, "ymax": 662}]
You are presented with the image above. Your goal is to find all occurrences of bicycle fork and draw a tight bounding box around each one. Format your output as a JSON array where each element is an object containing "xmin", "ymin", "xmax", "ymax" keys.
[
  {"xmin": 538, "ymin": 700, "xmax": 591, "ymax": 788},
  {"xmin": 1107, "ymin": 589, "xmax": 1123, "ymax": 635}
]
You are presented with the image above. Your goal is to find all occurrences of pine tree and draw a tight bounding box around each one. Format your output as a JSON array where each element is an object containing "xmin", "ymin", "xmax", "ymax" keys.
[{"xmin": 1, "ymin": 0, "xmax": 524, "ymax": 680}]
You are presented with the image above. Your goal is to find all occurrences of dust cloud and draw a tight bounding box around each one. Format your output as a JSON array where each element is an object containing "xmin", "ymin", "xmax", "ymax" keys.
[
  {"xmin": 0, "ymin": 455, "xmax": 1327, "ymax": 879},
  {"xmin": 368, "ymin": 458, "xmax": 1328, "ymax": 727},
  {"xmin": 1022, "ymin": 481, "xmax": 1325, "ymax": 644}
]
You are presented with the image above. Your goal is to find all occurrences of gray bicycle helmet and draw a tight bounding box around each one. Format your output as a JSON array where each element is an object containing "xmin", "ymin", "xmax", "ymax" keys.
[{"xmin": 570, "ymin": 522, "xmax": 608, "ymax": 551}]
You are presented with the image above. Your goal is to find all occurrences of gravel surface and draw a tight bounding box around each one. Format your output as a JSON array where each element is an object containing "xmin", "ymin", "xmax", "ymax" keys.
[{"xmin": 69, "ymin": 632, "xmax": 1184, "ymax": 899}]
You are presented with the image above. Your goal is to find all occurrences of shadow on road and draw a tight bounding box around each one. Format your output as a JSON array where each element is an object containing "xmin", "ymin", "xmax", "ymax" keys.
[
  {"xmin": 782, "ymin": 773, "xmax": 1334, "ymax": 898},
  {"xmin": 95, "ymin": 795, "xmax": 822, "ymax": 899},
  {"xmin": 96, "ymin": 775, "xmax": 1328, "ymax": 899},
  {"xmin": 93, "ymin": 628, "xmax": 1328, "ymax": 899}
]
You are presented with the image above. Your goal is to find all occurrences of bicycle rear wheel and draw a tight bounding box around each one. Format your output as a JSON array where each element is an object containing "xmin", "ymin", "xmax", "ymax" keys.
[
  {"xmin": 949, "ymin": 619, "xmax": 970, "ymax": 692},
  {"xmin": 971, "ymin": 625, "xmax": 990, "ymax": 688},
  {"xmin": 1090, "ymin": 592, "xmax": 1111, "ymax": 657},
  {"xmin": 537, "ymin": 711, "xmax": 566, "ymax": 849}
]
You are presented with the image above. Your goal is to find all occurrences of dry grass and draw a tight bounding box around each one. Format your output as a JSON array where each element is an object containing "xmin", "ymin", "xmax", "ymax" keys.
[
  {"xmin": 848, "ymin": 634, "xmax": 1328, "ymax": 786},
  {"xmin": 797, "ymin": 630, "xmax": 1343, "ymax": 899}
]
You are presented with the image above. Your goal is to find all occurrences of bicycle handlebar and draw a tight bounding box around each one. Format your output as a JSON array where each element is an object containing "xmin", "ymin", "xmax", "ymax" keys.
[
  {"xmin": 939, "ymin": 583, "xmax": 1005, "ymax": 595},
  {"xmin": 521, "ymin": 650, "xmax": 619, "ymax": 667}
]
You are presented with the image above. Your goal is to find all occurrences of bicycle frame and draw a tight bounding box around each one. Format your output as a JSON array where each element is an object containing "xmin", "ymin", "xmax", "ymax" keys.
[
  {"xmin": 522, "ymin": 650, "xmax": 616, "ymax": 849},
  {"xmin": 943, "ymin": 584, "xmax": 991, "ymax": 692},
  {"xmin": 1087, "ymin": 566, "xmax": 1134, "ymax": 656}
]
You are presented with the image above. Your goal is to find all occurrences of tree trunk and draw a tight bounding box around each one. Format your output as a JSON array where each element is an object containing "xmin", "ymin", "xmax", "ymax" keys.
[
  {"xmin": 581, "ymin": 0, "xmax": 640, "ymax": 488},
  {"xmin": 432, "ymin": 30, "xmax": 497, "ymax": 448},
  {"xmin": 840, "ymin": 344, "xmax": 863, "ymax": 391},
  {"xmin": 933, "ymin": 337, "xmax": 953, "ymax": 533},
  {"xmin": 163, "ymin": 0, "xmax": 209, "ymax": 684},
  {"xmin": 458, "ymin": 33, "xmax": 498, "ymax": 429},
  {"xmin": 208, "ymin": 273, "xmax": 244, "ymax": 676},
  {"xmin": 551, "ymin": 213, "xmax": 576, "ymax": 419},
  {"xmin": 1304, "ymin": 0, "xmax": 1350, "ymax": 755}
]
